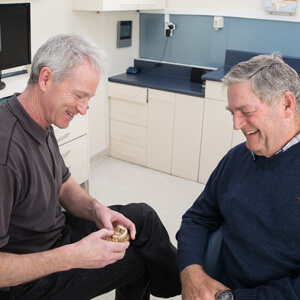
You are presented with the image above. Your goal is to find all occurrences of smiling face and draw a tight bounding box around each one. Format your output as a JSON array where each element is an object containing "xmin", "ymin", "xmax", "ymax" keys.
[
  {"xmin": 40, "ymin": 59, "xmax": 100, "ymax": 129},
  {"xmin": 226, "ymin": 80, "xmax": 296, "ymax": 157}
]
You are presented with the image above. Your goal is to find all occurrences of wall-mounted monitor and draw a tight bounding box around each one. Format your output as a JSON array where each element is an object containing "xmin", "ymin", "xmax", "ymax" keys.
[
  {"xmin": 117, "ymin": 20, "xmax": 132, "ymax": 48},
  {"xmin": 0, "ymin": 3, "xmax": 31, "ymax": 90}
]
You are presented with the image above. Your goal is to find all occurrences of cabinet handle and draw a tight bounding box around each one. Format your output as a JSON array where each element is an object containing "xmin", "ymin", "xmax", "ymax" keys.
[
  {"xmin": 149, "ymin": 97, "xmax": 174, "ymax": 104},
  {"xmin": 57, "ymin": 132, "xmax": 70, "ymax": 142},
  {"xmin": 62, "ymin": 150, "xmax": 71, "ymax": 159},
  {"xmin": 116, "ymin": 150, "xmax": 138, "ymax": 158},
  {"xmin": 114, "ymin": 90, "xmax": 138, "ymax": 98},
  {"xmin": 118, "ymin": 110, "xmax": 139, "ymax": 117},
  {"xmin": 118, "ymin": 132, "xmax": 139, "ymax": 139}
]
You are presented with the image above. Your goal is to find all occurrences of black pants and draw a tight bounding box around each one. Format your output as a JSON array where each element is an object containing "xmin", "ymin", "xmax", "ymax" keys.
[{"xmin": 7, "ymin": 203, "xmax": 181, "ymax": 300}]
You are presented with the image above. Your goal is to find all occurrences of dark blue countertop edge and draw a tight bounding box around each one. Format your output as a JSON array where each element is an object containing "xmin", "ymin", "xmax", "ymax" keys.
[{"xmin": 108, "ymin": 72, "xmax": 205, "ymax": 97}]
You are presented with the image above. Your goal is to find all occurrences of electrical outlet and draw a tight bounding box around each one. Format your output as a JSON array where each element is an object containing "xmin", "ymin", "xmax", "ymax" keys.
[{"xmin": 164, "ymin": 22, "xmax": 175, "ymax": 37}]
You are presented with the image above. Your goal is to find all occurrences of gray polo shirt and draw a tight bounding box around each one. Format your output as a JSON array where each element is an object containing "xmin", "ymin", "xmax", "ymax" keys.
[{"xmin": 0, "ymin": 94, "xmax": 70, "ymax": 254}]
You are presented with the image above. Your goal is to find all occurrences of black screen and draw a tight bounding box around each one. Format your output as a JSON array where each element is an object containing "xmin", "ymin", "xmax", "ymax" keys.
[{"xmin": 0, "ymin": 3, "xmax": 31, "ymax": 71}]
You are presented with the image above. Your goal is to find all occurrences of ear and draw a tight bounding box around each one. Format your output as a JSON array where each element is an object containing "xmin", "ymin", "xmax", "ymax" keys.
[
  {"xmin": 282, "ymin": 91, "xmax": 296, "ymax": 118},
  {"xmin": 38, "ymin": 67, "xmax": 52, "ymax": 92}
]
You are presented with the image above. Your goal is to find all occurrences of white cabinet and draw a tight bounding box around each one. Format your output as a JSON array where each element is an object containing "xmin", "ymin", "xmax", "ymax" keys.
[
  {"xmin": 147, "ymin": 89, "xmax": 175, "ymax": 174},
  {"xmin": 198, "ymin": 80, "xmax": 245, "ymax": 184},
  {"xmin": 108, "ymin": 82, "xmax": 148, "ymax": 166},
  {"xmin": 54, "ymin": 114, "xmax": 90, "ymax": 191},
  {"xmin": 172, "ymin": 94, "xmax": 204, "ymax": 182},
  {"xmin": 72, "ymin": 0, "xmax": 166, "ymax": 11},
  {"xmin": 108, "ymin": 82, "xmax": 205, "ymax": 181}
]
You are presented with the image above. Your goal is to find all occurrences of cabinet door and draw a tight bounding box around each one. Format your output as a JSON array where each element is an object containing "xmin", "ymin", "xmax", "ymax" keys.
[
  {"xmin": 172, "ymin": 94, "xmax": 204, "ymax": 182},
  {"xmin": 147, "ymin": 89, "xmax": 175, "ymax": 174},
  {"xmin": 198, "ymin": 98, "xmax": 233, "ymax": 184}
]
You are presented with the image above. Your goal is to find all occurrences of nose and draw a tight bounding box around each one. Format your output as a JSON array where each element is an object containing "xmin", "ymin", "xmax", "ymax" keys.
[
  {"xmin": 233, "ymin": 112, "xmax": 246, "ymax": 131},
  {"xmin": 76, "ymin": 99, "xmax": 89, "ymax": 115}
]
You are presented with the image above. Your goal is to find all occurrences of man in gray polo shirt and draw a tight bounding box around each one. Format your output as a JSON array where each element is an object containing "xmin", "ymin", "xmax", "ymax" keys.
[{"xmin": 0, "ymin": 34, "xmax": 181, "ymax": 300}]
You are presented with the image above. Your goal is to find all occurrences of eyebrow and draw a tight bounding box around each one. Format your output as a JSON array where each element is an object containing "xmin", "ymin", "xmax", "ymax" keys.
[{"xmin": 226, "ymin": 105, "xmax": 250, "ymax": 113}]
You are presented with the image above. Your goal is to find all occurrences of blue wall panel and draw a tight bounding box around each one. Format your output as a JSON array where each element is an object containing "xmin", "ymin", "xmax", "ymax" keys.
[{"xmin": 139, "ymin": 13, "xmax": 300, "ymax": 68}]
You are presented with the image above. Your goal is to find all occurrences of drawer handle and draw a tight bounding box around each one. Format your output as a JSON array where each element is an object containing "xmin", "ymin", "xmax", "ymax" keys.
[
  {"xmin": 57, "ymin": 132, "xmax": 70, "ymax": 142},
  {"xmin": 149, "ymin": 97, "xmax": 174, "ymax": 104},
  {"xmin": 116, "ymin": 150, "xmax": 138, "ymax": 158},
  {"xmin": 62, "ymin": 150, "xmax": 71, "ymax": 159},
  {"xmin": 114, "ymin": 90, "xmax": 138, "ymax": 98},
  {"xmin": 119, "ymin": 110, "xmax": 139, "ymax": 117},
  {"xmin": 118, "ymin": 132, "xmax": 139, "ymax": 139}
]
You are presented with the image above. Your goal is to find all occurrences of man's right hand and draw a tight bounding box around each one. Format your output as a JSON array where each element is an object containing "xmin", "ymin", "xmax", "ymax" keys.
[
  {"xmin": 68, "ymin": 228, "xmax": 130, "ymax": 269},
  {"xmin": 180, "ymin": 264, "xmax": 229, "ymax": 300}
]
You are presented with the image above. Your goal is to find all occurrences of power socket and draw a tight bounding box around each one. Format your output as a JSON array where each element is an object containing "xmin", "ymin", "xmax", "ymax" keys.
[{"xmin": 164, "ymin": 22, "xmax": 175, "ymax": 37}]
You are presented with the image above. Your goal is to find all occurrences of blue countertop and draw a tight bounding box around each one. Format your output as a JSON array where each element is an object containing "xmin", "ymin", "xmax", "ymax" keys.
[
  {"xmin": 109, "ymin": 71, "xmax": 205, "ymax": 98},
  {"xmin": 109, "ymin": 50, "xmax": 300, "ymax": 98},
  {"xmin": 109, "ymin": 60, "xmax": 207, "ymax": 98}
]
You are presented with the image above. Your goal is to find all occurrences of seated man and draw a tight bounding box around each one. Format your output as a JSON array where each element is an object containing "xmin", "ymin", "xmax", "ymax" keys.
[
  {"xmin": 0, "ymin": 33, "xmax": 181, "ymax": 300},
  {"xmin": 177, "ymin": 54, "xmax": 300, "ymax": 299}
]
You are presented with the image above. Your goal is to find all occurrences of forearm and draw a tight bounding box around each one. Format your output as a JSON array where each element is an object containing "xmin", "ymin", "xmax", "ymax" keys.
[
  {"xmin": 59, "ymin": 177, "xmax": 102, "ymax": 222},
  {"xmin": 0, "ymin": 246, "xmax": 72, "ymax": 288}
]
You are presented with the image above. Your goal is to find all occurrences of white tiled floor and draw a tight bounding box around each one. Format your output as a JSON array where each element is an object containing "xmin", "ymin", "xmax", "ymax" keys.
[{"xmin": 89, "ymin": 155, "xmax": 205, "ymax": 300}]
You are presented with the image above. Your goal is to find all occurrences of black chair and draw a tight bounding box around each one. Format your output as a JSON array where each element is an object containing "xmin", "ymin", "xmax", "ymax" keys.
[{"xmin": 203, "ymin": 226, "xmax": 224, "ymax": 281}]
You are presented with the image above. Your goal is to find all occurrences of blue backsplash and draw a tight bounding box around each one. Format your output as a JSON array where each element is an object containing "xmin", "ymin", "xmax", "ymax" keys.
[{"xmin": 139, "ymin": 13, "xmax": 300, "ymax": 69}]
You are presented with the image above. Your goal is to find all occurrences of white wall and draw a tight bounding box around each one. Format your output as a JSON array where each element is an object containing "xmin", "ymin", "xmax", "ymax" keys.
[
  {"xmin": 166, "ymin": 0, "xmax": 300, "ymax": 20},
  {"xmin": 167, "ymin": 0, "xmax": 263, "ymax": 13}
]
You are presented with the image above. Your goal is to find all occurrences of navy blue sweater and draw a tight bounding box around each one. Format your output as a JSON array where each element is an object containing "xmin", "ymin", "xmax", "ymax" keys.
[{"xmin": 177, "ymin": 142, "xmax": 300, "ymax": 299}]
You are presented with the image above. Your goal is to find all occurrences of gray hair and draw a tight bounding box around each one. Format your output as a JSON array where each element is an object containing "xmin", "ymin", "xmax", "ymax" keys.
[
  {"xmin": 222, "ymin": 54, "xmax": 300, "ymax": 113},
  {"xmin": 28, "ymin": 33, "xmax": 107, "ymax": 85}
]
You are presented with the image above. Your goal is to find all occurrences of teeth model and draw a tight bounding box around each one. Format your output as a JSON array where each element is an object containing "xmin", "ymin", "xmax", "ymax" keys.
[{"xmin": 105, "ymin": 225, "xmax": 130, "ymax": 242}]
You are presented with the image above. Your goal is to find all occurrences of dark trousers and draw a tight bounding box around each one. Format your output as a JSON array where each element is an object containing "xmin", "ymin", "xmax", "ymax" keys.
[{"xmin": 6, "ymin": 203, "xmax": 181, "ymax": 300}]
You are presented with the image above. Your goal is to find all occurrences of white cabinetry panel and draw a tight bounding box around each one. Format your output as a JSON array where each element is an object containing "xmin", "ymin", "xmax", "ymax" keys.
[
  {"xmin": 147, "ymin": 89, "xmax": 175, "ymax": 174},
  {"xmin": 172, "ymin": 94, "xmax": 204, "ymax": 181}
]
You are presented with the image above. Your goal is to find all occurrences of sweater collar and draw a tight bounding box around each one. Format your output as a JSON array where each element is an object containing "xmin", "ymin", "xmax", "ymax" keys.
[{"xmin": 250, "ymin": 132, "xmax": 300, "ymax": 160}]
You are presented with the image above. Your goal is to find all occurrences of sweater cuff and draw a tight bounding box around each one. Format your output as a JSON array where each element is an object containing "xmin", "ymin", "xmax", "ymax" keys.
[
  {"xmin": 178, "ymin": 249, "xmax": 203, "ymax": 273},
  {"xmin": 233, "ymin": 289, "xmax": 257, "ymax": 300}
]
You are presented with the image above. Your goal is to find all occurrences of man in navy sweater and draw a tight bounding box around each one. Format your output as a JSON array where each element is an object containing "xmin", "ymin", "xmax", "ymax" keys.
[{"xmin": 177, "ymin": 54, "xmax": 300, "ymax": 300}]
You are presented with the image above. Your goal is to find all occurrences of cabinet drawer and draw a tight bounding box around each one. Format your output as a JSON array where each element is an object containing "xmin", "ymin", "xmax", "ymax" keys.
[
  {"xmin": 205, "ymin": 81, "xmax": 228, "ymax": 102},
  {"xmin": 59, "ymin": 135, "xmax": 89, "ymax": 185},
  {"xmin": 108, "ymin": 82, "xmax": 147, "ymax": 104},
  {"xmin": 54, "ymin": 115, "xmax": 87, "ymax": 146},
  {"xmin": 110, "ymin": 120, "xmax": 147, "ymax": 147},
  {"xmin": 110, "ymin": 139, "xmax": 147, "ymax": 166},
  {"xmin": 110, "ymin": 98, "xmax": 148, "ymax": 127}
]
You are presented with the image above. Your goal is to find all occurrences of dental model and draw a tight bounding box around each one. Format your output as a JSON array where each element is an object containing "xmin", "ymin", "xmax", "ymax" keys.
[{"xmin": 105, "ymin": 225, "xmax": 130, "ymax": 242}]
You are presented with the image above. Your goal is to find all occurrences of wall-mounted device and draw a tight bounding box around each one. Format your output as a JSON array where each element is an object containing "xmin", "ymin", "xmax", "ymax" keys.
[
  {"xmin": 213, "ymin": 16, "xmax": 224, "ymax": 30},
  {"xmin": 117, "ymin": 20, "xmax": 132, "ymax": 48},
  {"xmin": 264, "ymin": 0, "xmax": 297, "ymax": 14},
  {"xmin": 164, "ymin": 22, "xmax": 176, "ymax": 37}
]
